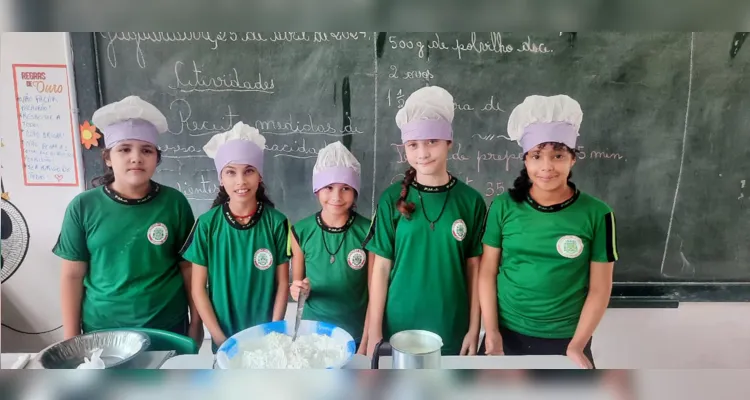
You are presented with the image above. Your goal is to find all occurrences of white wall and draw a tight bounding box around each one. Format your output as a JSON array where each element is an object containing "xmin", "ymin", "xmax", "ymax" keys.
[
  {"xmin": 594, "ymin": 303, "xmax": 750, "ymax": 369},
  {"xmin": 2, "ymin": 33, "xmax": 750, "ymax": 369},
  {"xmin": 0, "ymin": 32, "xmax": 84, "ymax": 352}
]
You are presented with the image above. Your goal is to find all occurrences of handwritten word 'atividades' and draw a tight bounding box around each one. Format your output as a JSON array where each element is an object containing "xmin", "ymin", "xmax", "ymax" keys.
[
  {"xmin": 102, "ymin": 32, "xmax": 370, "ymax": 68},
  {"xmin": 170, "ymin": 60, "xmax": 274, "ymax": 94}
]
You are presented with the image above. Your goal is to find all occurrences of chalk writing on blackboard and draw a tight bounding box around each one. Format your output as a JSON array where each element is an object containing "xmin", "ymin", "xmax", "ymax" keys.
[
  {"xmin": 175, "ymin": 174, "xmax": 220, "ymax": 201},
  {"xmin": 165, "ymin": 99, "xmax": 363, "ymax": 139},
  {"xmin": 389, "ymin": 170, "xmax": 506, "ymax": 198},
  {"xmin": 387, "ymin": 89, "xmax": 507, "ymax": 114},
  {"xmin": 390, "ymin": 141, "xmax": 627, "ymax": 176},
  {"xmin": 472, "ymin": 134, "xmax": 511, "ymax": 141},
  {"xmin": 12, "ymin": 64, "xmax": 79, "ymax": 187},
  {"xmin": 168, "ymin": 98, "xmax": 239, "ymax": 137},
  {"xmin": 385, "ymin": 33, "xmax": 552, "ymax": 60},
  {"xmin": 482, "ymin": 96, "xmax": 506, "ymax": 112},
  {"xmin": 159, "ymin": 138, "xmax": 333, "ymax": 163},
  {"xmin": 103, "ymin": 32, "xmax": 370, "ymax": 68},
  {"xmin": 170, "ymin": 60, "xmax": 275, "ymax": 94},
  {"xmin": 255, "ymin": 115, "xmax": 365, "ymax": 137},
  {"xmin": 739, "ymin": 180, "xmax": 745, "ymax": 200},
  {"xmin": 576, "ymin": 147, "xmax": 625, "ymax": 160},
  {"xmin": 388, "ymin": 65, "xmax": 435, "ymax": 80}
]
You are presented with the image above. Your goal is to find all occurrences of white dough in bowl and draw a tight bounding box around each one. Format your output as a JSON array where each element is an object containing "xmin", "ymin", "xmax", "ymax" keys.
[{"xmin": 231, "ymin": 332, "xmax": 348, "ymax": 369}]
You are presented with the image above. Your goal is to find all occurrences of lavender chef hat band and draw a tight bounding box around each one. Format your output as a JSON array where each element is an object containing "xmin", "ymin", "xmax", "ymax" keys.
[
  {"xmin": 400, "ymin": 119, "xmax": 453, "ymax": 143},
  {"xmin": 214, "ymin": 139, "xmax": 265, "ymax": 179},
  {"xmin": 313, "ymin": 166, "xmax": 361, "ymax": 194},
  {"xmin": 520, "ymin": 122, "xmax": 578, "ymax": 153},
  {"xmin": 102, "ymin": 119, "xmax": 159, "ymax": 148}
]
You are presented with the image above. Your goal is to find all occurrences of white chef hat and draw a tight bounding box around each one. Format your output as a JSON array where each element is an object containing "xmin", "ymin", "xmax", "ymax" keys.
[
  {"xmin": 507, "ymin": 95, "xmax": 583, "ymax": 153},
  {"xmin": 91, "ymin": 95, "xmax": 168, "ymax": 148},
  {"xmin": 203, "ymin": 122, "xmax": 267, "ymax": 179},
  {"xmin": 395, "ymin": 86, "xmax": 454, "ymax": 143},
  {"xmin": 312, "ymin": 141, "xmax": 361, "ymax": 194}
]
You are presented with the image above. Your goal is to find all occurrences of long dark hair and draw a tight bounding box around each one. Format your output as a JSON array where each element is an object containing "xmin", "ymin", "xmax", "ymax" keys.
[
  {"xmin": 211, "ymin": 182, "xmax": 275, "ymax": 208},
  {"xmin": 91, "ymin": 148, "xmax": 163, "ymax": 187},
  {"xmin": 508, "ymin": 142, "xmax": 577, "ymax": 203}
]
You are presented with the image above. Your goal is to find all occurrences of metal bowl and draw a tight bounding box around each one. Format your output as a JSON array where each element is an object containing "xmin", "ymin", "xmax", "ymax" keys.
[{"xmin": 37, "ymin": 331, "xmax": 150, "ymax": 369}]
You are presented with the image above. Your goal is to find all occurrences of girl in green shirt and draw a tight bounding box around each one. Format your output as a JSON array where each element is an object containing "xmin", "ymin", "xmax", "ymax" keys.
[
  {"xmin": 364, "ymin": 86, "xmax": 486, "ymax": 356},
  {"xmin": 182, "ymin": 122, "xmax": 290, "ymax": 352},
  {"xmin": 478, "ymin": 95, "xmax": 619, "ymax": 369},
  {"xmin": 53, "ymin": 96, "xmax": 201, "ymax": 344},
  {"xmin": 289, "ymin": 141, "xmax": 372, "ymax": 354}
]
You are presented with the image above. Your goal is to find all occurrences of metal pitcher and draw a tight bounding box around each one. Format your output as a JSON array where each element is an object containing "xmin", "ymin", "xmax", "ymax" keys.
[{"xmin": 370, "ymin": 330, "xmax": 443, "ymax": 369}]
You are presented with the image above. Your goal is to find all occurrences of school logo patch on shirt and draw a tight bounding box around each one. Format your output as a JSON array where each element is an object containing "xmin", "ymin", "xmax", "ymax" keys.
[
  {"xmin": 147, "ymin": 223, "xmax": 169, "ymax": 245},
  {"xmin": 451, "ymin": 219, "xmax": 467, "ymax": 241},
  {"xmin": 347, "ymin": 249, "xmax": 366, "ymax": 270},
  {"xmin": 254, "ymin": 248, "xmax": 274, "ymax": 270},
  {"xmin": 557, "ymin": 235, "xmax": 584, "ymax": 259}
]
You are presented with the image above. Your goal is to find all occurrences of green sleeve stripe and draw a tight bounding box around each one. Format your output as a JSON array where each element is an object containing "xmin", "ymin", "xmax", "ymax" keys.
[
  {"xmin": 179, "ymin": 220, "xmax": 199, "ymax": 256},
  {"xmin": 479, "ymin": 199, "xmax": 493, "ymax": 238},
  {"xmin": 362, "ymin": 214, "xmax": 377, "ymax": 249},
  {"xmin": 290, "ymin": 225, "xmax": 300, "ymax": 246},
  {"xmin": 605, "ymin": 212, "xmax": 619, "ymax": 262},
  {"xmin": 51, "ymin": 234, "xmax": 63, "ymax": 254},
  {"xmin": 286, "ymin": 220, "xmax": 292, "ymax": 258}
]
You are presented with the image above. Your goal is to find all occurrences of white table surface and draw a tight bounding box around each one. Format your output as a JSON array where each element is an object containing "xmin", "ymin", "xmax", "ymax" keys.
[
  {"xmin": 2, "ymin": 353, "xmax": 31, "ymax": 369},
  {"xmin": 160, "ymin": 353, "xmax": 580, "ymax": 369},
  {"xmin": 2, "ymin": 351, "xmax": 175, "ymax": 369}
]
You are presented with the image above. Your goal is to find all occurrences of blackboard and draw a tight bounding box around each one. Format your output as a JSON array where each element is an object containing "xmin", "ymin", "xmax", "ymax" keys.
[{"xmin": 69, "ymin": 32, "xmax": 750, "ymax": 299}]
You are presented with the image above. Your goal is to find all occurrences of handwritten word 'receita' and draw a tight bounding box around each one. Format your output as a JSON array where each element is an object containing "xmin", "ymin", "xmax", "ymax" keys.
[{"xmin": 168, "ymin": 98, "xmax": 239, "ymax": 137}]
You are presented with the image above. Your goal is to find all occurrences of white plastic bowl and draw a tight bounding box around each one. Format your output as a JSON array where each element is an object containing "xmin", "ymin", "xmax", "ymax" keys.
[{"xmin": 215, "ymin": 320, "xmax": 356, "ymax": 369}]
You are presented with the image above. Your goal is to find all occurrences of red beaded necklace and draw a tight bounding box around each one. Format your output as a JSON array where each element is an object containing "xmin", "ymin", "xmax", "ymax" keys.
[{"xmin": 232, "ymin": 209, "xmax": 256, "ymax": 219}]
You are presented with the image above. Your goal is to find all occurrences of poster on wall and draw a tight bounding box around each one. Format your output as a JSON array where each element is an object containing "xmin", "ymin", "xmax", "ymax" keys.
[{"xmin": 12, "ymin": 64, "xmax": 80, "ymax": 187}]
